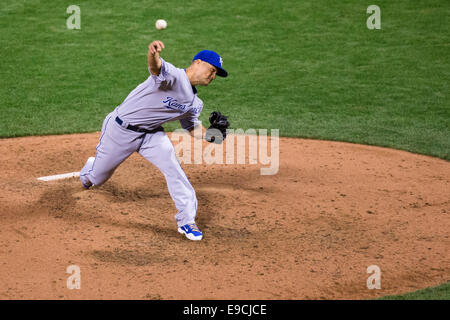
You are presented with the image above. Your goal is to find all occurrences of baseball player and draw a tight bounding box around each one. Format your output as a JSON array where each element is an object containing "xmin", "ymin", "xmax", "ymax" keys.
[{"xmin": 80, "ymin": 40, "xmax": 229, "ymax": 241}]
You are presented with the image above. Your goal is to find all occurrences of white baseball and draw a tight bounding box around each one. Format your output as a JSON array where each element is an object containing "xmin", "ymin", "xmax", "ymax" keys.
[{"xmin": 155, "ymin": 19, "xmax": 167, "ymax": 30}]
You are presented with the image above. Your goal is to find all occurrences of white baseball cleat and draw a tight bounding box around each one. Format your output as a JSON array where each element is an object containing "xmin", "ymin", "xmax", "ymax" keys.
[{"xmin": 178, "ymin": 223, "xmax": 203, "ymax": 241}]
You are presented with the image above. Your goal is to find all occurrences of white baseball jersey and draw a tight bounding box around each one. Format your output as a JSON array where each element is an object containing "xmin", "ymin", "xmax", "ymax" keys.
[{"xmin": 115, "ymin": 58, "xmax": 203, "ymax": 131}]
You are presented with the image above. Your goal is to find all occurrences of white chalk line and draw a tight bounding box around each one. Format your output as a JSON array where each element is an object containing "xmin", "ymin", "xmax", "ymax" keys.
[{"xmin": 37, "ymin": 171, "xmax": 80, "ymax": 182}]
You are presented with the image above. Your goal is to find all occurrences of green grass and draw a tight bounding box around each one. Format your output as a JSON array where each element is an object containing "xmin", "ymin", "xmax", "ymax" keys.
[
  {"xmin": 379, "ymin": 282, "xmax": 450, "ymax": 300},
  {"xmin": 1, "ymin": 0, "xmax": 449, "ymax": 159},
  {"xmin": 0, "ymin": 0, "xmax": 449, "ymax": 299}
]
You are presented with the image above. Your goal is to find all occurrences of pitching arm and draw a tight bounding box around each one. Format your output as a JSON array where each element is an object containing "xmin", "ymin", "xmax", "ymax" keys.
[{"xmin": 147, "ymin": 40, "xmax": 165, "ymax": 76}]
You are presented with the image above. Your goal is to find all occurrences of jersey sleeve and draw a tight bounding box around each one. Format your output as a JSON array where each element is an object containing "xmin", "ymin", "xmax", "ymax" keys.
[
  {"xmin": 148, "ymin": 58, "xmax": 178, "ymax": 83},
  {"xmin": 179, "ymin": 108, "xmax": 203, "ymax": 131}
]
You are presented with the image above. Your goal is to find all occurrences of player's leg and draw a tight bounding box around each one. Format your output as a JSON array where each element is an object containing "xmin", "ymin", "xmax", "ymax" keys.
[
  {"xmin": 80, "ymin": 113, "xmax": 143, "ymax": 188},
  {"xmin": 138, "ymin": 131, "xmax": 200, "ymax": 238}
]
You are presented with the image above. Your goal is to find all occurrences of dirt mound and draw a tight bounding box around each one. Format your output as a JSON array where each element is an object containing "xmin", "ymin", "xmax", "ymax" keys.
[{"xmin": 0, "ymin": 133, "xmax": 449, "ymax": 299}]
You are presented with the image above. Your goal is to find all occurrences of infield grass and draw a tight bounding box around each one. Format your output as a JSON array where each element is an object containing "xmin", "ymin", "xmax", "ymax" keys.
[
  {"xmin": 1, "ymin": 0, "xmax": 449, "ymax": 159},
  {"xmin": 379, "ymin": 282, "xmax": 450, "ymax": 300},
  {"xmin": 0, "ymin": 0, "xmax": 449, "ymax": 299}
]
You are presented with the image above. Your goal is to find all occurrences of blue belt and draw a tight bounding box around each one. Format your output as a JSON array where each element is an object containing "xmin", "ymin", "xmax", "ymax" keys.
[{"xmin": 115, "ymin": 117, "xmax": 164, "ymax": 134}]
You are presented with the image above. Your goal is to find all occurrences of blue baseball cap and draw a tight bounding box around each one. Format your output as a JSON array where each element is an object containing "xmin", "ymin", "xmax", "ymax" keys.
[{"xmin": 192, "ymin": 50, "xmax": 228, "ymax": 77}]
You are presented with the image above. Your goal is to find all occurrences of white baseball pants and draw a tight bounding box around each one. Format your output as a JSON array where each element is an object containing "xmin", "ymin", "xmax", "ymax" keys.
[{"xmin": 80, "ymin": 111, "xmax": 197, "ymax": 227}]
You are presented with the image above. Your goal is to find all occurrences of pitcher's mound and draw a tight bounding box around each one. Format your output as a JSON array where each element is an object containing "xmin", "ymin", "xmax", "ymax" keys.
[{"xmin": 0, "ymin": 133, "xmax": 449, "ymax": 299}]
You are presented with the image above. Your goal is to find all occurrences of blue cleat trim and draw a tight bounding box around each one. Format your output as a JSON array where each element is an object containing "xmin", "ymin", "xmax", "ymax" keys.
[
  {"xmin": 81, "ymin": 181, "xmax": 91, "ymax": 189},
  {"xmin": 81, "ymin": 179, "xmax": 92, "ymax": 189},
  {"xmin": 178, "ymin": 223, "xmax": 203, "ymax": 241}
]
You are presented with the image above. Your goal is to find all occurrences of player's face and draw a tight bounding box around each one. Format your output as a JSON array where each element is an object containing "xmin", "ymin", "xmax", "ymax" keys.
[{"xmin": 199, "ymin": 61, "xmax": 217, "ymax": 86}]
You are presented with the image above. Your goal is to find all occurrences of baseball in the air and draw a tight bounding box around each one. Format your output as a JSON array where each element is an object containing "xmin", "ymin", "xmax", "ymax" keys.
[{"xmin": 155, "ymin": 19, "xmax": 167, "ymax": 30}]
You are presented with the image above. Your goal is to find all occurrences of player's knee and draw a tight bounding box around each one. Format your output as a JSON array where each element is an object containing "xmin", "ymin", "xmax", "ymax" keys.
[{"xmin": 88, "ymin": 170, "xmax": 114, "ymax": 186}]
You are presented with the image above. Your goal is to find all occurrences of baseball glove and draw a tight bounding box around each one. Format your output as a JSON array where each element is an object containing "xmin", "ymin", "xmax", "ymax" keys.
[{"xmin": 205, "ymin": 111, "xmax": 230, "ymax": 144}]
